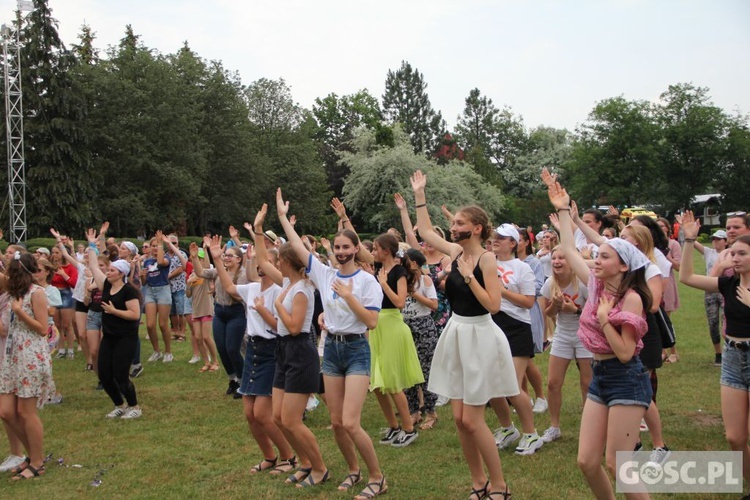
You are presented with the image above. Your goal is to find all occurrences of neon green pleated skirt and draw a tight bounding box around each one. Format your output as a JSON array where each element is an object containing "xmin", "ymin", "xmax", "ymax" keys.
[{"xmin": 369, "ymin": 309, "xmax": 425, "ymax": 394}]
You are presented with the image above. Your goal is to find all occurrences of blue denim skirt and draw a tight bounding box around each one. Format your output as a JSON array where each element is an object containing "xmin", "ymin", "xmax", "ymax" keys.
[{"xmin": 238, "ymin": 336, "xmax": 277, "ymax": 397}]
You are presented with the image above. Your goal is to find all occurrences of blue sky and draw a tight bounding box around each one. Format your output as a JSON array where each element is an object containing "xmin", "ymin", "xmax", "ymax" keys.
[{"xmin": 2, "ymin": 0, "xmax": 747, "ymax": 131}]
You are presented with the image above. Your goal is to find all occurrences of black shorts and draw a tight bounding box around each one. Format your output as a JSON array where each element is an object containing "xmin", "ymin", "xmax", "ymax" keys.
[
  {"xmin": 273, "ymin": 333, "xmax": 320, "ymax": 394},
  {"xmin": 492, "ymin": 311, "xmax": 535, "ymax": 358},
  {"xmin": 639, "ymin": 313, "xmax": 663, "ymax": 370},
  {"xmin": 75, "ymin": 299, "xmax": 90, "ymax": 314}
]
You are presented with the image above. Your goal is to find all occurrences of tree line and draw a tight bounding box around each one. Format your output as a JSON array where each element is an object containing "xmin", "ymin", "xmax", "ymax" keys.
[{"xmin": 2, "ymin": 0, "xmax": 747, "ymax": 239}]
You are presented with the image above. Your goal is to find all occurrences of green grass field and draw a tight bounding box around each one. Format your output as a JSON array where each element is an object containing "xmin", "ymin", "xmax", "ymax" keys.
[{"xmin": 2, "ymin": 251, "xmax": 739, "ymax": 498}]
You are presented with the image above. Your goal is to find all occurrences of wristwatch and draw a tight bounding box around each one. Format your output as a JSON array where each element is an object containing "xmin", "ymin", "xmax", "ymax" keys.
[{"xmin": 464, "ymin": 274, "xmax": 474, "ymax": 284}]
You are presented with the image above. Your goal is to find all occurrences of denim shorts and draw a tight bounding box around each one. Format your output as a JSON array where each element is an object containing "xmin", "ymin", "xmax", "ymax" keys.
[
  {"xmin": 144, "ymin": 285, "xmax": 172, "ymax": 305},
  {"xmin": 86, "ymin": 310, "xmax": 103, "ymax": 331},
  {"xmin": 720, "ymin": 343, "xmax": 750, "ymax": 391},
  {"xmin": 183, "ymin": 296, "xmax": 193, "ymax": 316},
  {"xmin": 58, "ymin": 287, "xmax": 74, "ymax": 309},
  {"xmin": 239, "ymin": 336, "xmax": 277, "ymax": 397},
  {"xmin": 321, "ymin": 334, "xmax": 371, "ymax": 377},
  {"xmin": 587, "ymin": 357, "xmax": 652, "ymax": 408},
  {"xmin": 170, "ymin": 290, "xmax": 186, "ymax": 315}
]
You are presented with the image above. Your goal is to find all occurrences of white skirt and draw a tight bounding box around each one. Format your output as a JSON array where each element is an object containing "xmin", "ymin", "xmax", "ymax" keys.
[{"xmin": 428, "ymin": 313, "xmax": 519, "ymax": 406}]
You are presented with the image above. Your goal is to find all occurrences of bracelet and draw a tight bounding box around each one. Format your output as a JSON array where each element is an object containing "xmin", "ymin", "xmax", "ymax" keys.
[
  {"xmin": 254, "ymin": 231, "xmax": 263, "ymax": 236},
  {"xmin": 600, "ymin": 322, "xmax": 611, "ymax": 330},
  {"xmin": 88, "ymin": 242, "xmax": 97, "ymax": 249},
  {"xmin": 341, "ymin": 218, "xmax": 349, "ymax": 223},
  {"xmin": 557, "ymin": 208, "xmax": 571, "ymax": 212},
  {"xmin": 684, "ymin": 238, "xmax": 696, "ymax": 243},
  {"xmin": 415, "ymin": 203, "xmax": 427, "ymax": 209}
]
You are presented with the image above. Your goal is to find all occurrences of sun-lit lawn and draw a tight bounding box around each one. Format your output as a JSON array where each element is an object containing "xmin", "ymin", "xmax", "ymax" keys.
[{"xmin": 1, "ymin": 251, "xmax": 738, "ymax": 498}]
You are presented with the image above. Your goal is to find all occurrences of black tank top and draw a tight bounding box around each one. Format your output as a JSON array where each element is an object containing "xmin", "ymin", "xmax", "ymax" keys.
[{"xmin": 445, "ymin": 253, "xmax": 489, "ymax": 317}]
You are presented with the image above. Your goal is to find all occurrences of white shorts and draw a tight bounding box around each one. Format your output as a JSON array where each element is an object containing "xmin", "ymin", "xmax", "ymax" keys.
[{"xmin": 550, "ymin": 331, "xmax": 593, "ymax": 360}]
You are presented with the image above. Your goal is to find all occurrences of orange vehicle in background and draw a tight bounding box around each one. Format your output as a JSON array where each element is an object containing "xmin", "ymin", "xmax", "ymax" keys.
[{"xmin": 620, "ymin": 207, "xmax": 657, "ymax": 224}]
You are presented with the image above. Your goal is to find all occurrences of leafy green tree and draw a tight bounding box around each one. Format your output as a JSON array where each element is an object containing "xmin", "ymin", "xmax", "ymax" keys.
[
  {"xmin": 340, "ymin": 126, "xmax": 505, "ymax": 232},
  {"xmin": 565, "ymin": 96, "xmax": 662, "ymax": 207},
  {"xmin": 454, "ymin": 88, "xmax": 526, "ymax": 189},
  {"xmin": 656, "ymin": 83, "xmax": 729, "ymax": 210},
  {"xmin": 19, "ymin": 0, "xmax": 97, "ymax": 234},
  {"xmin": 716, "ymin": 116, "xmax": 750, "ymax": 212},
  {"xmin": 382, "ymin": 61, "xmax": 445, "ymax": 154},
  {"xmin": 312, "ymin": 89, "xmax": 382, "ymax": 197}
]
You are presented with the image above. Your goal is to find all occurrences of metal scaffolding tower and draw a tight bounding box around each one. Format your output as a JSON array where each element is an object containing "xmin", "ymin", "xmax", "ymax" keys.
[{"xmin": 2, "ymin": 1, "xmax": 32, "ymax": 244}]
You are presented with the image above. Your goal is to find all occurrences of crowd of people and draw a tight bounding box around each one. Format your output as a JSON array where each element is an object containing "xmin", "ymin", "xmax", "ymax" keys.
[{"xmin": 0, "ymin": 171, "xmax": 747, "ymax": 499}]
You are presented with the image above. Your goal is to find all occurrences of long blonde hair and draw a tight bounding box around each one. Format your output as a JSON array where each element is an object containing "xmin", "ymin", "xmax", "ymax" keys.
[
  {"xmin": 623, "ymin": 224, "xmax": 656, "ymax": 263},
  {"xmin": 548, "ymin": 246, "xmax": 579, "ymax": 299}
]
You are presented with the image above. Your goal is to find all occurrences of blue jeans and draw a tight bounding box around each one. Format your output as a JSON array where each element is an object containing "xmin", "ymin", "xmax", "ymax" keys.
[
  {"xmin": 321, "ymin": 335, "xmax": 371, "ymax": 377},
  {"xmin": 213, "ymin": 303, "xmax": 246, "ymax": 378},
  {"xmin": 588, "ymin": 357, "xmax": 652, "ymax": 408}
]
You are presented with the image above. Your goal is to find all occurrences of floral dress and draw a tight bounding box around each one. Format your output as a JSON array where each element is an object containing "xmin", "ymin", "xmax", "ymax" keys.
[
  {"xmin": 0, "ymin": 285, "xmax": 55, "ymax": 407},
  {"xmin": 427, "ymin": 261, "xmax": 452, "ymax": 335}
]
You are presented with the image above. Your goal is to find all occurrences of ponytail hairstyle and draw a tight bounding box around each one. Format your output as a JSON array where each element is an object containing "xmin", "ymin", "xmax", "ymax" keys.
[
  {"xmin": 517, "ymin": 228, "xmax": 534, "ymax": 257},
  {"xmin": 633, "ymin": 215, "xmax": 669, "ymax": 256},
  {"xmin": 278, "ymin": 243, "xmax": 308, "ymax": 279},
  {"xmin": 406, "ymin": 248, "xmax": 427, "ymax": 293}
]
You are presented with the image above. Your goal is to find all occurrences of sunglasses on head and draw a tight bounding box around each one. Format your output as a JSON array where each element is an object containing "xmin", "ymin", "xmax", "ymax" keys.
[{"xmin": 727, "ymin": 211, "xmax": 747, "ymax": 217}]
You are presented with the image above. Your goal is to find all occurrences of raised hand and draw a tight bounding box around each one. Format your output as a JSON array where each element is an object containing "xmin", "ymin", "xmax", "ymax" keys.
[
  {"xmin": 189, "ymin": 242, "xmax": 199, "ymax": 258},
  {"xmin": 547, "ymin": 181, "xmax": 570, "ymax": 211},
  {"xmin": 289, "ymin": 214, "xmax": 296, "ymax": 227},
  {"xmin": 99, "ymin": 221, "xmax": 110, "ymax": 235},
  {"xmin": 548, "ymin": 213, "xmax": 560, "ymax": 231},
  {"xmin": 229, "ymin": 225, "xmax": 239, "ymax": 239},
  {"xmin": 85, "ymin": 228, "xmax": 98, "ymax": 244},
  {"xmin": 276, "ymin": 188, "xmax": 289, "ymax": 218},
  {"xmin": 540, "ymin": 167, "xmax": 557, "ymax": 187},
  {"xmin": 410, "ymin": 170, "xmax": 427, "ymax": 193},
  {"xmin": 330, "ymin": 197, "xmax": 347, "ymax": 219},
  {"xmin": 441, "ymin": 205, "xmax": 454, "ymax": 222},
  {"xmin": 681, "ymin": 210, "xmax": 700, "ymax": 240},
  {"xmin": 394, "ymin": 193, "xmax": 407, "ymax": 211},
  {"xmin": 207, "ymin": 235, "xmax": 223, "ymax": 259},
  {"xmin": 50, "ymin": 227, "xmax": 62, "ymax": 241},
  {"xmin": 570, "ymin": 200, "xmax": 581, "ymax": 223}
]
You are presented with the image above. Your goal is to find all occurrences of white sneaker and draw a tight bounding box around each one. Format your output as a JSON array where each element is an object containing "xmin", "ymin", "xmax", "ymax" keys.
[
  {"xmin": 121, "ymin": 407, "xmax": 143, "ymax": 419},
  {"xmin": 435, "ymin": 395, "xmax": 449, "ymax": 407},
  {"xmin": 515, "ymin": 432, "xmax": 544, "ymax": 455},
  {"xmin": 541, "ymin": 426, "xmax": 561, "ymax": 443},
  {"xmin": 494, "ymin": 425, "xmax": 521, "ymax": 450},
  {"xmin": 188, "ymin": 355, "xmax": 201, "ymax": 364},
  {"xmin": 532, "ymin": 397, "xmax": 548, "ymax": 414},
  {"xmin": 147, "ymin": 352, "xmax": 163, "ymax": 362},
  {"xmin": 162, "ymin": 353, "xmax": 174, "ymax": 363},
  {"xmin": 647, "ymin": 446, "xmax": 671, "ymax": 466},
  {"xmin": 0, "ymin": 454, "xmax": 25, "ymax": 472},
  {"xmin": 106, "ymin": 407, "xmax": 127, "ymax": 418}
]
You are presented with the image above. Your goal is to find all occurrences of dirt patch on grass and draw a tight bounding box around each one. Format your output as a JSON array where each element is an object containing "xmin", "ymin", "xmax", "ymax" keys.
[{"xmin": 690, "ymin": 411, "xmax": 722, "ymax": 427}]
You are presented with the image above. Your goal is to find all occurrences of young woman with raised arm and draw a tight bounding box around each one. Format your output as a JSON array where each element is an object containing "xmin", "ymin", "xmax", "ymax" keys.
[
  {"xmin": 85, "ymin": 228, "xmax": 143, "ymax": 420},
  {"xmin": 545, "ymin": 171, "xmax": 653, "ymax": 500},
  {"xmin": 186, "ymin": 243, "xmax": 219, "ymax": 373},
  {"xmin": 141, "ymin": 231, "xmax": 174, "ymax": 363},
  {"xmin": 411, "ymin": 171, "xmax": 516, "ymax": 500},
  {"xmin": 276, "ymin": 189, "xmax": 387, "ymax": 499},
  {"xmin": 679, "ymin": 211, "xmax": 750, "ymax": 488},
  {"xmin": 246, "ymin": 204, "xmax": 327, "ymax": 486}
]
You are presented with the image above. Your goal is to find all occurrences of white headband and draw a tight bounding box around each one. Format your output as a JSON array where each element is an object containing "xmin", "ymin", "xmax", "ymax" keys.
[{"xmin": 605, "ymin": 238, "xmax": 650, "ymax": 273}]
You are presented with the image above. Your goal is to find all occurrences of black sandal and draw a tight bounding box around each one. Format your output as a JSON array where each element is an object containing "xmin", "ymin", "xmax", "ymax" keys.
[
  {"xmin": 269, "ymin": 456, "xmax": 297, "ymax": 475},
  {"xmin": 249, "ymin": 456, "xmax": 277, "ymax": 473},
  {"xmin": 487, "ymin": 484, "xmax": 511, "ymax": 499},
  {"xmin": 285, "ymin": 467, "xmax": 311, "ymax": 484},
  {"xmin": 355, "ymin": 475, "xmax": 388, "ymax": 499},
  {"xmin": 12, "ymin": 464, "xmax": 45, "ymax": 480},
  {"xmin": 296, "ymin": 469, "xmax": 329, "ymax": 488},
  {"xmin": 9, "ymin": 457, "xmax": 30, "ymax": 475},
  {"xmin": 469, "ymin": 480, "xmax": 489, "ymax": 500},
  {"xmin": 338, "ymin": 470, "xmax": 362, "ymax": 491}
]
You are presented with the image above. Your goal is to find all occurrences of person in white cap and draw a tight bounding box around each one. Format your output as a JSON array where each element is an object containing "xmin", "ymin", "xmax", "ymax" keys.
[
  {"xmin": 546, "ymin": 170, "xmax": 653, "ymax": 500},
  {"xmin": 690, "ymin": 229, "xmax": 728, "ymax": 365}
]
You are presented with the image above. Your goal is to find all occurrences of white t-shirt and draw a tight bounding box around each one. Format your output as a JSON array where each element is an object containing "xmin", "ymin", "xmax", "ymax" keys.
[
  {"xmin": 541, "ymin": 278, "xmax": 588, "ymax": 338},
  {"xmin": 645, "ymin": 262, "xmax": 664, "ymax": 281},
  {"xmin": 276, "ymin": 279, "xmax": 315, "ymax": 338},
  {"xmin": 72, "ymin": 263, "xmax": 88, "ymax": 302},
  {"xmin": 235, "ymin": 282, "xmax": 281, "ymax": 340},
  {"xmin": 402, "ymin": 275, "xmax": 437, "ymax": 320},
  {"xmin": 703, "ymin": 248, "xmax": 719, "ymax": 275},
  {"xmin": 537, "ymin": 251, "xmax": 552, "ymax": 278},
  {"xmin": 496, "ymin": 258, "xmax": 535, "ymax": 324},
  {"xmin": 306, "ymin": 254, "xmax": 383, "ymax": 334},
  {"xmin": 655, "ymin": 251, "xmax": 672, "ymax": 278},
  {"xmin": 574, "ymin": 228, "xmax": 599, "ymax": 258},
  {"xmin": 44, "ymin": 284, "xmax": 62, "ymax": 326}
]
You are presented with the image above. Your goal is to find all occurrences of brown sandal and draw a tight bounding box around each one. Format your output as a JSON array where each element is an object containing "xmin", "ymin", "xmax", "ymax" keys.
[
  {"xmin": 420, "ymin": 413, "xmax": 438, "ymax": 430},
  {"xmin": 199, "ymin": 364, "xmax": 211, "ymax": 373}
]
